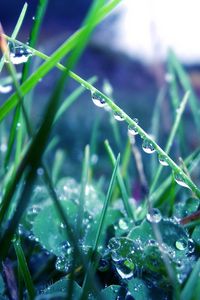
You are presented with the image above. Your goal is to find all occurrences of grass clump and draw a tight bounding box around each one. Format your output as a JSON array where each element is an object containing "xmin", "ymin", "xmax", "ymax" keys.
[{"xmin": 0, "ymin": 1, "xmax": 200, "ymax": 299}]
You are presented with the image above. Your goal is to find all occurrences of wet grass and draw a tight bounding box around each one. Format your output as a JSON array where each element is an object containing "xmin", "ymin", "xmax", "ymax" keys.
[{"xmin": 0, "ymin": 0, "xmax": 200, "ymax": 299}]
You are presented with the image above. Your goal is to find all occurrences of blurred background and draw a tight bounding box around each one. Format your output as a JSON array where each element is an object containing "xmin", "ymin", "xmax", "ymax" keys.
[{"xmin": 0, "ymin": 0, "xmax": 200, "ymax": 192}]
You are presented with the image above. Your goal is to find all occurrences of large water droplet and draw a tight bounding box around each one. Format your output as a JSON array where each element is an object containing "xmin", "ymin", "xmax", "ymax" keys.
[
  {"xmin": 128, "ymin": 118, "xmax": 139, "ymax": 136},
  {"xmin": 6, "ymin": 45, "xmax": 33, "ymax": 65},
  {"xmin": 158, "ymin": 155, "xmax": 169, "ymax": 166},
  {"xmin": 142, "ymin": 139, "xmax": 155, "ymax": 154},
  {"xmin": 113, "ymin": 111, "xmax": 125, "ymax": 121},
  {"xmin": 174, "ymin": 172, "xmax": 191, "ymax": 189},
  {"xmin": 115, "ymin": 259, "xmax": 134, "ymax": 279},
  {"xmin": 0, "ymin": 84, "xmax": 12, "ymax": 94},
  {"xmin": 91, "ymin": 91, "xmax": 106, "ymax": 107},
  {"xmin": 175, "ymin": 238, "xmax": 187, "ymax": 251},
  {"xmin": 146, "ymin": 208, "xmax": 162, "ymax": 223}
]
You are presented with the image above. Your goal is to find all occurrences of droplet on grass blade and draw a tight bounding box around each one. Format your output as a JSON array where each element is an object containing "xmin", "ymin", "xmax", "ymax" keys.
[
  {"xmin": 5, "ymin": 44, "xmax": 33, "ymax": 65},
  {"xmin": 91, "ymin": 91, "xmax": 107, "ymax": 107},
  {"xmin": 128, "ymin": 118, "xmax": 139, "ymax": 135},
  {"xmin": 142, "ymin": 139, "xmax": 155, "ymax": 154},
  {"xmin": 113, "ymin": 111, "xmax": 125, "ymax": 121},
  {"xmin": 158, "ymin": 154, "xmax": 169, "ymax": 166},
  {"xmin": 173, "ymin": 172, "xmax": 191, "ymax": 189}
]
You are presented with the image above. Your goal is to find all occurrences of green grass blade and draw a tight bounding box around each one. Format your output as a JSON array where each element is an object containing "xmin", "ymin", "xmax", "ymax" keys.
[
  {"xmin": 150, "ymin": 91, "xmax": 190, "ymax": 193},
  {"xmin": 52, "ymin": 149, "xmax": 65, "ymax": 184},
  {"xmin": 105, "ymin": 140, "xmax": 134, "ymax": 219},
  {"xmin": 14, "ymin": 238, "xmax": 36, "ymax": 300},
  {"xmin": 181, "ymin": 259, "xmax": 200, "ymax": 300},
  {"xmin": 77, "ymin": 145, "xmax": 90, "ymax": 239}
]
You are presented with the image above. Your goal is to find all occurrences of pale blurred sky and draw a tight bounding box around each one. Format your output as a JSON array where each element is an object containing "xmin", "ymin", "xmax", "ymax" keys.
[{"xmin": 114, "ymin": 0, "xmax": 200, "ymax": 63}]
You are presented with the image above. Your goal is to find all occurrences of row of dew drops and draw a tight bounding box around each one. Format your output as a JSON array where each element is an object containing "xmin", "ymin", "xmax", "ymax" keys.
[{"xmin": 91, "ymin": 90, "xmax": 191, "ymax": 190}]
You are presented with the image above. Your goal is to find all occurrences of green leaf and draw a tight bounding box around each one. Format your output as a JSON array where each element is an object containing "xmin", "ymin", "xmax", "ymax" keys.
[{"xmin": 192, "ymin": 225, "xmax": 200, "ymax": 247}]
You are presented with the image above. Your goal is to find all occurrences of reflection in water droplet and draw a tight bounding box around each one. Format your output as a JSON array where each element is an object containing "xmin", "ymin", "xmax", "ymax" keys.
[
  {"xmin": 6, "ymin": 45, "xmax": 33, "ymax": 65},
  {"xmin": 116, "ymin": 259, "xmax": 134, "ymax": 279},
  {"xmin": 158, "ymin": 155, "xmax": 169, "ymax": 166},
  {"xmin": 91, "ymin": 91, "xmax": 106, "ymax": 107},
  {"xmin": 128, "ymin": 118, "xmax": 139, "ymax": 136},
  {"xmin": 146, "ymin": 208, "xmax": 162, "ymax": 223},
  {"xmin": 175, "ymin": 238, "xmax": 187, "ymax": 251},
  {"xmin": 174, "ymin": 172, "xmax": 191, "ymax": 189},
  {"xmin": 0, "ymin": 84, "xmax": 12, "ymax": 94},
  {"xmin": 142, "ymin": 139, "xmax": 155, "ymax": 154},
  {"xmin": 113, "ymin": 111, "xmax": 125, "ymax": 121}
]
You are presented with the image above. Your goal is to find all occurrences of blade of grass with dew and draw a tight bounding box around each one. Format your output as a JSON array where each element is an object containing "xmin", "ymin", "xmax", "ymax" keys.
[
  {"xmin": 0, "ymin": 0, "xmax": 122, "ymax": 122},
  {"xmin": 150, "ymin": 90, "xmax": 190, "ymax": 193},
  {"xmin": 3, "ymin": 39, "xmax": 199, "ymax": 199},
  {"xmin": 105, "ymin": 140, "xmax": 134, "ymax": 219},
  {"xmin": 180, "ymin": 259, "xmax": 200, "ymax": 300},
  {"xmin": 169, "ymin": 49, "xmax": 200, "ymax": 133},
  {"xmin": 0, "ymin": 2, "xmax": 28, "ymax": 72},
  {"xmin": 150, "ymin": 147, "xmax": 200, "ymax": 207},
  {"xmin": 81, "ymin": 154, "xmax": 120, "ymax": 300},
  {"xmin": 54, "ymin": 76, "xmax": 97, "ymax": 124},
  {"xmin": 13, "ymin": 238, "xmax": 36, "ymax": 300},
  {"xmin": 77, "ymin": 145, "xmax": 90, "ymax": 239}
]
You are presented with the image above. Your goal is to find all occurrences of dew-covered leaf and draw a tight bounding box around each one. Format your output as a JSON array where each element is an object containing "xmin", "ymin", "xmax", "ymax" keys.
[
  {"xmin": 36, "ymin": 278, "xmax": 81, "ymax": 299},
  {"xmin": 192, "ymin": 225, "xmax": 200, "ymax": 247},
  {"xmin": 173, "ymin": 198, "xmax": 200, "ymax": 219},
  {"xmin": 100, "ymin": 285, "xmax": 121, "ymax": 299}
]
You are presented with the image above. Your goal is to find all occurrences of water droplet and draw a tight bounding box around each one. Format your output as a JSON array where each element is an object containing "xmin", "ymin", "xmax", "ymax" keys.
[
  {"xmin": 158, "ymin": 155, "xmax": 169, "ymax": 166},
  {"xmin": 142, "ymin": 139, "xmax": 155, "ymax": 154},
  {"xmin": 118, "ymin": 218, "xmax": 129, "ymax": 230},
  {"xmin": 113, "ymin": 111, "xmax": 125, "ymax": 121},
  {"xmin": 175, "ymin": 238, "xmax": 187, "ymax": 251},
  {"xmin": 37, "ymin": 168, "xmax": 44, "ymax": 176},
  {"xmin": 128, "ymin": 118, "xmax": 139, "ymax": 135},
  {"xmin": 16, "ymin": 122, "xmax": 21, "ymax": 128},
  {"xmin": 32, "ymin": 16, "xmax": 35, "ymax": 20},
  {"xmin": 0, "ymin": 84, "xmax": 12, "ymax": 94},
  {"xmin": 91, "ymin": 91, "xmax": 106, "ymax": 107},
  {"xmin": 6, "ymin": 44, "xmax": 33, "ymax": 65},
  {"xmin": 146, "ymin": 208, "xmax": 162, "ymax": 223},
  {"xmin": 188, "ymin": 239, "xmax": 195, "ymax": 253},
  {"xmin": 174, "ymin": 172, "xmax": 191, "ymax": 189},
  {"xmin": 115, "ymin": 259, "xmax": 134, "ymax": 279},
  {"xmin": 98, "ymin": 258, "xmax": 109, "ymax": 272},
  {"xmin": 165, "ymin": 73, "xmax": 174, "ymax": 83}
]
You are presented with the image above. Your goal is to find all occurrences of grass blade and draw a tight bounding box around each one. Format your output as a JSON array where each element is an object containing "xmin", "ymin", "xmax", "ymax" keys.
[{"xmin": 181, "ymin": 259, "xmax": 200, "ymax": 300}]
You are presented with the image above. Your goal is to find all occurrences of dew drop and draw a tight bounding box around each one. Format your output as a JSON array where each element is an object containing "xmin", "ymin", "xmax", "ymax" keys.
[
  {"xmin": 0, "ymin": 143, "xmax": 7, "ymax": 153},
  {"xmin": 118, "ymin": 218, "xmax": 129, "ymax": 230},
  {"xmin": 37, "ymin": 168, "xmax": 44, "ymax": 176},
  {"xmin": 0, "ymin": 84, "xmax": 12, "ymax": 94},
  {"xmin": 146, "ymin": 208, "xmax": 162, "ymax": 223},
  {"xmin": 128, "ymin": 118, "xmax": 139, "ymax": 136},
  {"xmin": 174, "ymin": 172, "xmax": 191, "ymax": 189},
  {"xmin": 113, "ymin": 111, "xmax": 125, "ymax": 121},
  {"xmin": 115, "ymin": 259, "xmax": 134, "ymax": 279},
  {"xmin": 6, "ymin": 44, "xmax": 33, "ymax": 65},
  {"xmin": 91, "ymin": 91, "xmax": 106, "ymax": 107},
  {"xmin": 158, "ymin": 155, "xmax": 169, "ymax": 166},
  {"xmin": 142, "ymin": 139, "xmax": 155, "ymax": 154},
  {"xmin": 175, "ymin": 238, "xmax": 187, "ymax": 251}
]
